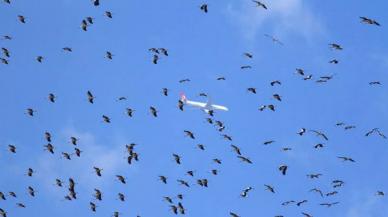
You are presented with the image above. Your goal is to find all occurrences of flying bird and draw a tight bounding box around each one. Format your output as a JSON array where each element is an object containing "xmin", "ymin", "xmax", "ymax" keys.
[
  {"xmin": 17, "ymin": 15, "xmax": 26, "ymax": 23},
  {"xmin": 360, "ymin": 17, "xmax": 380, "ymax": 26},
  {"xmin": 279, "ymin": 165, "xmax": 288, "ymax": 175},
  {"xmin": 252, "ymin": 0, "xmax": 268, "ymax": 9},
  {"xmin": 200, "ymin": 4, "xmax": 208, "ymax": 13}
]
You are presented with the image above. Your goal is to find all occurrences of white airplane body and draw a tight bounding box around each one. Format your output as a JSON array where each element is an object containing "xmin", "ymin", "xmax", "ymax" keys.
[{"xmin": 180, "ymin": 93, "xmax": 228, "ymax": 113}]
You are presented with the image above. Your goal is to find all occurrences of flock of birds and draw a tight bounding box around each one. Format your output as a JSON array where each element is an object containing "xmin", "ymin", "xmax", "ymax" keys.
[{"xmin": 0, "ymin": 0, "xmax": 386, "ymax": 217}]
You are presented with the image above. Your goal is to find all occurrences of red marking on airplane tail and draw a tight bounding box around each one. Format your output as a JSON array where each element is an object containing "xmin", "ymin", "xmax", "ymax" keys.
[{"xmin": 179, "ymin": 92, "xmax": 187, "ymax": 102}]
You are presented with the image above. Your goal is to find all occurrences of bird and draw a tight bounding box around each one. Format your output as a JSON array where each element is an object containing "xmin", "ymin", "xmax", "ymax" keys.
[
  {"xmin": 106, "ymin": 51, "xmax": 113, "ymax": 59},
  {"xmin": 2, "ymin": 35, "xmax": 12, "ymax": 40},
  {"xmin": 310, "ymin": 130, "xmax": 329, "ymax": 140},
  {"xmin": 243, "ymin": 52, "xmax": 253, "ymax": 58},
  {"xmin": 329, "ymin": 43, "xmax": 343, "ymax": 50},
  {"xmin": 116, "ymin": 175, "xmax": 126, "ymax": 184},
  {"xmin": 92, "ymin": 0, "xmax": 99, "ymax": 6},
  {"xmin": 178, "ymin": 100, "xmax": 184, "ymax": 111},
  {"xmin": 264, "ymin": 184, "xmax": 275, "ymax": 193},
  {"xmin": 55, "ymin": 179, "xmax": 63, "ymax": 187},
  {"xmin": 329, "ymin": 59, "xmax": 339, "ymax": 64},
  {"xmin": 102, "ymin": 115, "xmax": 111, "ymax": 123},
  {"xmin": 298, "ymin": 128, "xmax": 306, "ymax": 136},
  {"xmin": 150, "ymin": 106, "xmax": 158, "ymax": 117},
  {"xmin": 177, "ymin": 179, "xmax": 190, "ymax": 187},
  {"xmin": 162, "ymin": 88, "xmax": 169, "ymax": 96},
  {"xmin": 281, "ymin": 200, "xmax": 295, "ymax": 206},
  {"xmin": 0, "ymin": 58, "xmax": 9, "ymax": 64},
  {"xmin": 326, "ymin": 191, "xmax": 338, "ymax": 197},
  {"xmin": 279, "ymin": 165, "xmax": 288, "ymax": 175},
  {"xmin": 270, "ymin": 80, "xmax": 281, "ymax": 86},
  {"xmin": 0, "ymin": 192, "xmax": 5, "ymax": 200},
  {"xmin": 200, "ymin": 4, "xmax": 208, "ymax": 13},
  {"xmin": 27, "ymin": 186, "xmax": 35, "ymax": 197},
  {"xmin": 263, "ymin": 140, "xmax": 275, "ymax": 145},
  {"xmin": 338, "ymin": 156, "xmax": 355, "ymax": 162},
  {"xmin": 173, "ymin": 154, "xmax": 181, "ymax": 164},
  {"xmin": 152, "ymin": 54, "xmax": 159, "ymax": 64},
  {"xmin": 42, "ymin": 132, "xmax": 52, "ymax": 143},
  {"xmin": 237, "ymin": 155, "xmax": 252, "ymax": 164},
  {"xmin": 309, "ymin": 188, "xmax": 324, "ymax": 197},
  {"xmin": 81, "ymin": 20, "xmax": 88, "ymax": 31},
  {"xmin": 94, "ymin": 189, "xmax": 102, "ymax": 200},
  {"xmin": 48, "ymin": 93, "xmax": 56, "ymax": 103},
  {"xmin": 44, "ymin": 143, "xmax": 55, "ymax": 154},
  {"xmin": 320, "ymin": 202, "xmax": 339, "ymax": 207},
  {"xmin": 197, "ymin": 144, "xmax": 205, "ymax": 150},
  {"xmin": 240, "ymin": 186, "xmax": 253, "ymax": 198},
  {"xmin": 241, "ymin": 65, "xmax": 252, "ymax": 69},
  {"xmin": 230, "ymin": 212, "xmax": 240, "ymax": 217},
  {"xmin": 177, "ymin": 202, "xmax": 186, "ymax": 214},
  {"xmin": 70, "ymin": 137, "xmax": 78, "ymax": 146},
  {"xmin": 369, "ymin": 81, "xmax": 382, "ymax": 86},
  {"xmin": 252, "ymin": 0, "xmax": 268, "ymax": 9},
  {"xmin": 360, "ymin": 17, "xmax": 380, "ymax": 26},
  {"xmin": 273, "ymin": 94, "xmax": 282, "ymax": 101},
  {"xmin": 27, "ymin": 168, "xmax": 34, "ymax": 177},
  {"xmin": 302, "ymin": 212, "xmax": 313, "ymax": 217},
  {"xmin": 231, "ymin": 145, "xmax": 242, "ymax": 155},
  {"xmin": 36, "ymin": 56, "xmax": 44, "ymax": 63},
  {"xmin": 296, "ymin": 200, "xmax": 308, "ymax": 206},
  {"xmin": 296, "ymin": 68, "xmax": 305, "ymax": 76},
  {"xmin": 86, "ymin": 17, "xmax": 94, "ymax": 25},
  {"xmin": 186, "ymin": 170, "xmax": 194, "ymax": 177},
  {"xmin": 158, "ymin": 48, "xmax": 169, "ymax": 56},
  {"xmin": 259, "ymin": 105, "xmax": 266, "ymax": 111},
  {"xmin": 105, "ymin": 11, "xmax": 113, "ymax": 18},
  {"xmin": 17, "ymin": 15, "xmax": 26, "ymax": 23},
  {"xmin": 1, "ymin": 48, "xmax": 10, "ymax": 57},
  {"xmin": 93, "ymin": 167, "xmax": 103, "ymax": 176},
  {"xmin": 344, "ymin": 125, "xmax": 356, "ymax": 130},
  {"xmin": 62, "ymin": 47, "xmax": 72, "ymax": 52},
  {"xmin": 8, "ymin": 192, "xmax": 16, "ymax": 198},
  {"xmin": 26, "ymin": 108, "xmax": 35, "ymax": 116},
  {"xmin": 16, "ymin": 203, "xmax": 26, "ymax": 208},
  {"xmin": 184, "ymin": 130, "xmax": 195, "ymax": 139},
  {"xmin": 247, "ymin": 87, "xmax": 257, "ymax": 94},
  {"xmin": 62, "ymin": 152, "xmax": 72, "ymax": 160},
  {"xmin": 222, "ymin": 134, "xmax": 232, "ymax": 141},
  {"xmin": 8, "ymin": 145, "xmax": 16, "ymax": 153},
  {"xmin": 0, "ymin": 208, "xmax": 6, "ymax": 217},
  {"xmin": 170, "ymin": 205, "xmax": 178, "ymax": 214},
  {"xmin": 365, "ymin": 128, "xmax": 379, "ymax": 137},
  {"xmin": 213, "ymin": 158, "xmax": 222, "ymax": 164},
  {"xmin": 306, "ymin": 173, "xmax": 322, "ymax": 179},
  {"xmin": 87, "ymin": 91, "xmax": 95, "ymax": 103},
  {"xmin": 159, "ymin": 175, "xmax": 168, "ymax": 184},
  {"xmin": 126, "ymin": 108, "xmax": 134, "ymax": 117},
  {"xmin": 90, "ymin": 202, "xmax": 97, "ymax": 212}
]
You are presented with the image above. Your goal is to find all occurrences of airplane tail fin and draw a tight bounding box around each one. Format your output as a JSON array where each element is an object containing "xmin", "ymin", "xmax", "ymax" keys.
[{"xmin": 180, "ymin": 92, "xmax": 187, "ymax": 103}]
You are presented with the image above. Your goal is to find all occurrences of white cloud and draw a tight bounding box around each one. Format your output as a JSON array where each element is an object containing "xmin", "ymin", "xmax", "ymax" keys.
[
  {"xmin": 36, "ymin": 127, "xmax": 135, "ymax": 197},
  {"xmin": 226, "ymin": 0, "xmax": 327, "ymax": 42}
]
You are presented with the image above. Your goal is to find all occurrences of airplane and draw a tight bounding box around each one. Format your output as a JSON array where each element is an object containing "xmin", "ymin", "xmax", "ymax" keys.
[{"xmin": 180, "ymin": 93, "xmax": 228, "ymax": 113}]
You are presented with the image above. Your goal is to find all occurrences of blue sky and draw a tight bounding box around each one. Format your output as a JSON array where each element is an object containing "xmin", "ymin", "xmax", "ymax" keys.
[{"xmin": 1, "ymin": 0, "xmax": 388, "ymax": 216}]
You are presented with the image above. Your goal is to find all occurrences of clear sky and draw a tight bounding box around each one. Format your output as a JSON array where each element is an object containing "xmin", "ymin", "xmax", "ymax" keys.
[{"xmin": 1, "ymin": 0, "xmax": 388, "ymax": 217}]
